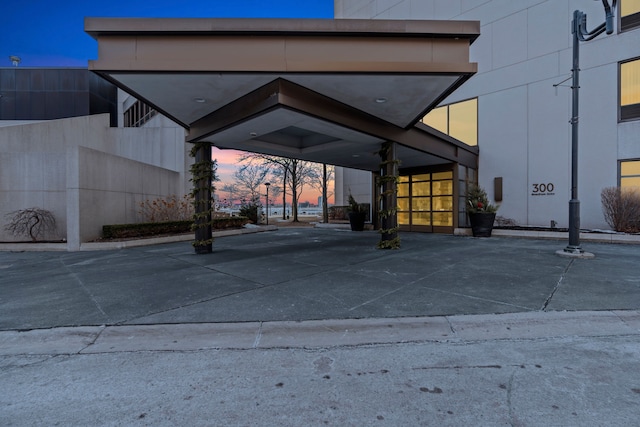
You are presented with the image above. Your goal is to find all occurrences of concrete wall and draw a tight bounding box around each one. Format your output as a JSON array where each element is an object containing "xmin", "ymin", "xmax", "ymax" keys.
[
  {"xmin": 0, "ymin": 113, "xmax": 189, "ymax": 249},
  {"xmin": 335, "ymin": 167, "xmax": 372, "ymax": 207},
  {"xmin": 335, "ymin": 0, "xmax": 640, "ymax": 229}
]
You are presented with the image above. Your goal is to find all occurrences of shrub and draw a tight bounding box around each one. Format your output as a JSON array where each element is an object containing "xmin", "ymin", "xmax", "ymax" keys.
[
  {"xmin": 239, "ymin": 201, "xmax": 259, "ymax": 224},
  {"xmin": 466, "ymin": 184, "xmax": 498, "ymax": 214},
  {"xmin": 601, "ymin": 187, "xmax": 640, "ymax": 233},
  {"xmin": 138, "ymin": 194, "xmax": 194, "ymax": 222},
  {"xmin": 4, "ymin": 208, "xmax": 57, "ymax": 241},
  {"xmin": 328, "ymin": 206, "xmax": 348, "ymax": 220},
  {"xmin": 102, "ymin": 217, "xmax": 250, "ymax": 239}
]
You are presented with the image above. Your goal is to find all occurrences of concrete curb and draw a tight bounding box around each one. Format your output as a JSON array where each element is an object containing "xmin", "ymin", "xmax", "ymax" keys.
[
  {"xmin": 2, "ymin": 310, "xmax": 638, "ymax": 356},
  {"xmin": 454, "ymin": 228, "xmax": 640, "ymax": 244},
  {"xmin": 0, "ymin": 225, "xmax": 278, "ymax": 252}
]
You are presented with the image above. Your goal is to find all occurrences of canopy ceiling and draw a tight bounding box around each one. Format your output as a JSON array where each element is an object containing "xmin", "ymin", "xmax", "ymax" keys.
[{"xmin": 86, "ymin": 18, "xmax": 480, "ymax": 170}]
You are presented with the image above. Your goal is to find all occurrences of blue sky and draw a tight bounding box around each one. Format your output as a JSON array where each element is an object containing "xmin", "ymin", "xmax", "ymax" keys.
[{"xmin": 1, "ymin": 0, "xmax": 333, "ymax": 67}]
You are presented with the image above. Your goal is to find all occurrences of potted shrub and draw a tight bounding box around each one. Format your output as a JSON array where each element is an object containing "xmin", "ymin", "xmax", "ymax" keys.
[
  {"xmin": 466, "ymin": 184, "xmax": 499, "ymax": 237},
  {"xmin": 347, "ymin": 194, "xmax": 367, "ymax": 231}
]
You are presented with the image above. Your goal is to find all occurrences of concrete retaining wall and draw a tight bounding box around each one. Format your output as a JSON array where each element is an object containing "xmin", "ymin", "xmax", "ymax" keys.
[{"xmin": 0, "ymin": 114, "xmax": 190, "ymax": 249}]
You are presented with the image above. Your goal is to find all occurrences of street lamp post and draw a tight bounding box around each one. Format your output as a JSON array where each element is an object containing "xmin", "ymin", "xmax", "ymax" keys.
[
  {"xmin": 265, "ymin": 182, "xmax": 270, "ymax": 225},
  {"xmin": 562, "ymin": 0, "xmax": 617, "ymax": 256}
]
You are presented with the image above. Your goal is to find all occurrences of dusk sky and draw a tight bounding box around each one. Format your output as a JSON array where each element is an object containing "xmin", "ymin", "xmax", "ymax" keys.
[
  {"xmin": 1, "ymin": 0, "xmax": 335, "ymax": 204},
  {"xmin": 1, "ymin": 0, "xmax": 333, "ymax": 66}
]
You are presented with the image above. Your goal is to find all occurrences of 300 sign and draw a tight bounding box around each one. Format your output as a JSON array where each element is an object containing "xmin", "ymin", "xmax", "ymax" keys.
[{"xmin": 531, "ymin": 183, "xmax": 555, "ymax": 195}]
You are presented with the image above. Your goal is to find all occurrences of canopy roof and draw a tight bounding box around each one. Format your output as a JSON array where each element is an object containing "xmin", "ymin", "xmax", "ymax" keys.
[{"xmin": 86, "ymin": 18, "xmax": 480, "ymax": 170}]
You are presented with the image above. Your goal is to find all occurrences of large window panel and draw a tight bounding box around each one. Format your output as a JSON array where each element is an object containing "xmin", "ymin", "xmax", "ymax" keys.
[
  {"xmin": 621, "ymin": 0, "xmax": 640, "ymax": 32},
  {"xmin": 620, "ymin": 59, "xmax": 640, "ymax": 121},
  {"xmin": 621, "ymin": 160, "xmax": 640, "ymax": 188},
  {"xmin": 422, "ymin": 98, "xmax": 478, "ymax": 146},
  {"xmin": 448, "ymin": 99, "xmax": 478, "ymax": 146},
  {"xmin": 422, "ymin": 106, "xmax": 448, "ymax": 134}
]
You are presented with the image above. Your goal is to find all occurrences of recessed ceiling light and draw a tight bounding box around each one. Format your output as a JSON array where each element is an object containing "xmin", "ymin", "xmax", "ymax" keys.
[
  {"xmin": 194, "ymin": 98, "xmax": 206, "ymax": 103},
  {"xmin": 352, "ymin": 154, "xmax": 360, "ymax": 158},
  {"xmin": 375, "ymin": 97, "xmax": 387, "ymax": 104},
  {"xmin": 250, "ymin": 132, "xmax": 258, "ymax": 137}
]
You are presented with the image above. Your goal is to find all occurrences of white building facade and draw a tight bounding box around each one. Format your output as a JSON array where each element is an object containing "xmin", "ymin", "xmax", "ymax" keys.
[{"xmin": 335, "ymin": 0, "xmax": 640, "ymax": 230}]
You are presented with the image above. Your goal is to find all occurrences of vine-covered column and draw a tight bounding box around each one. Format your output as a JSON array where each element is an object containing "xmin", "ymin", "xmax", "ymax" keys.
[
  {"xmin": 377, "ymin": 141, "xmax": 400, "ymax": 249},
  {"xmin": 190, "ymin": 142, "xmax": 215, "ymax": 254}
]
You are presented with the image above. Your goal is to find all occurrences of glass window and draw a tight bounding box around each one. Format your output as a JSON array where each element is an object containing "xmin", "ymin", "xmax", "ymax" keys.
[
  {"xmin": 432, "ymin": 196, "xmax": 453, "ymax": 211},
  {"xmin": 412, "ymin": 182, "xmax": 431, "ymax": 196},
  {"xmin": 398, "ymin": 212, "xmax": 410, "ymax": 225},
  {"xmin": 422, "ymin": 106, "xmax": 448, "ymax": 134},
  {"xmin": 413, "ymin": 197, "xmax": 431, "ymax": 211},
  {"xmin": 432, "ymin": 212, "xmax": 453, "ymax": 227},
  {"xmin": 398, "ymin": 183, "xmax": 409, "ymax": 197},
  {"xmin": 432, "ymin": 180, "xmax": 453, "ymax": 195},
  {"xmin": 448, "ymin": 99, "xmax": 478, "ymax": 146},
  {"xmin": 413, "ymin": 212, "xmax": 431, "ymax": 226},
  {"xmin": 621, "ymin": 59, "xmax": 640, "ymax": 121},
  {"xmin": 621, "ymin": 160, "xmax": 640, "ymax": 188},
  {"xmin": 621, "ymin": 0, "xmax": 640, "ymax": 31},
  {"xmin": 432, "ymin": 171, "xmax": 453, "ymax": 180},
  {"xmin": 413, "ymin": 173, "xmax": 430, "ymax": 182},
  {"xmin": 422, "ymin": 98, "xmax": 478, "ymax": 146}
]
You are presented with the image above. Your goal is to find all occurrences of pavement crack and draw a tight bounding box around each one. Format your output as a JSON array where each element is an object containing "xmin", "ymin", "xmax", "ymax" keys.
[
  {"xmin": 541, "ymin": 259, "xmax": 575, "ymax": 311},
  {"xmin": 445, "ymin": 316, "xmax": 456, "ymax": 334},
  {"xmin": 78, "ymin": 325, "xmax": 107, "ymax": 353},
  {"xmin": 253, "ymin": 321, "xmax": 263, "ymax": 348},
  {"xmin": 58, "ymin": 258, "xmax": 112, "ymax": 324},
  {"xmin": 507, "ymin": 368, "xmax": 517, "ymax": 426},
  {"xmin": 420, "ymin": 285, "xmax": 533, "ymax": 311}
]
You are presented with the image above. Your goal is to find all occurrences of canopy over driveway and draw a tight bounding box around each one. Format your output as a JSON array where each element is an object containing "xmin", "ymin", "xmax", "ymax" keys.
[
  {"xmin": 86, "ymin": 18, "xmax": 480, "ymax": 253},
  {"xmin": 85, "ymin": 18, "xmax": 479, "ymax": 171}
]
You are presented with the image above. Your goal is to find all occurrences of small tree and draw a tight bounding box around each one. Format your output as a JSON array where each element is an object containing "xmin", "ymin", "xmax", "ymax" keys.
[
  {"xmin": 601, "ymin": 187, "xmax": 640, "ymax": 233},
  {"xmin": 4, "ymin": 208, "xmax": 57, "ymax": 241},
  {"xmin": 239, "ymin": 199, "xmax": 260, "ymax": 224}
]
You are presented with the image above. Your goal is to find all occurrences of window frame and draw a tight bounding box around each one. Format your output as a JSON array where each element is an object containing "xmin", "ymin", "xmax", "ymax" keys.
[
  {"xmin": 619, "ymin": 159, "xmax": 640, "ymax": 188},
  {"xmin": 620, "ymin": 0, "xmax": 640, "ymax": 32},
  {"xmin": 421, "ymin": 97, "xmax": 478, "ymax": 146},
  {"xmin": 619, "ymin": 57, "xmax": 640, "ymax": 122}
]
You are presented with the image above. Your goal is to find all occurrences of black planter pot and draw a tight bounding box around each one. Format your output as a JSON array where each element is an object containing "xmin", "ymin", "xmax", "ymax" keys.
[
  {"xmin": 469, "ymin": 212, "xmax": 496, "ymax": 237},
  {"xmin": 348, "ymin": 212, "xmax": 366, "ymax": 231}
]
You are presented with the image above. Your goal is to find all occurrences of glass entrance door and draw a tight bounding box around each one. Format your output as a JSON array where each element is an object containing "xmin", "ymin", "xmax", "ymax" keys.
[{"xmin": 397, "ymin": 170, "xmax": 454, "ymax": 233}]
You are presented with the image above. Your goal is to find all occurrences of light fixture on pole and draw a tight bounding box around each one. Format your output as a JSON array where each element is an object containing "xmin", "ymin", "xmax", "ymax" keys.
[
  {"xmin": 264, "ymin": 182, "xmax": 270, "ymax": 225},
  {"xmin": 559, "ymin": 0, "xmax": 617, "ymax": 259}
]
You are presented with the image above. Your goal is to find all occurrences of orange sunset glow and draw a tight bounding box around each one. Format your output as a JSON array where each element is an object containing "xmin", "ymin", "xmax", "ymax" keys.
[{"xmin": 212, "ymin": 147, "xmax": 335, "ymax": 205}]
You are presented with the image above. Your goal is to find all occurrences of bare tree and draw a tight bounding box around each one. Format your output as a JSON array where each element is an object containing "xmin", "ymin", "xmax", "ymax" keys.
[
  {"xmin": 219, "ymin": 183, "xmax": 239, "ymax": 207},
  {"xmin": 239, "ymin": 153, "xmax": 291, "ymax": 219},
  {"xmin": 233, "ymin": 163, "xmax": 270, "ymax": 203},
  {"xmin": 239, "ymin": 153, "xmax": 321, "ymax": 222},
  {"xmin": 309, "ymin": 163, "xmax": 335, "ymax": 223},
  {"xmin": 4, "ymin": 208, "xmax": 57, "ymax": 241}
]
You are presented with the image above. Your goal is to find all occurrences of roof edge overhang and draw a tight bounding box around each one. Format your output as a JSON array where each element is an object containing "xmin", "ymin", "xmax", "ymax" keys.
[
  {"xmin": 85, "ymin": 17, "xmax": 479, "ymax": 170},
  {"xmin": 85, "ymin": 17, "xmax": 480, "ymax": 43}
]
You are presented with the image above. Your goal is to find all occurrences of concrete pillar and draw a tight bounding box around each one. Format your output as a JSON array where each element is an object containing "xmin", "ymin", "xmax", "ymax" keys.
[
  {"xmin": 379, "ymin": 141, "xmax": 400, "ymax": 249},
  {"xmin": 192, "ymin": 142, "xmax": 213, "ymax": 254}
]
